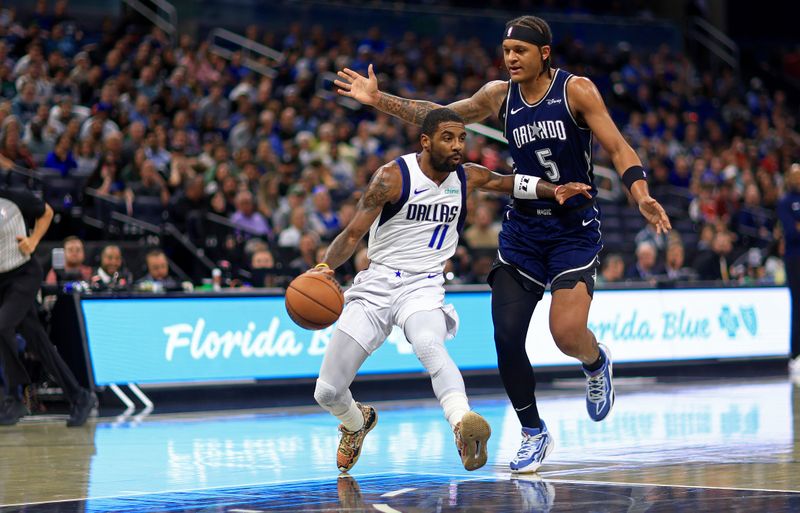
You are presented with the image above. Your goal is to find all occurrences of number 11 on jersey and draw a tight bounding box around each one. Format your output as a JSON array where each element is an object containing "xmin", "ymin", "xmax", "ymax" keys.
[{"xmin": 428, "ymin": 224, "xmax": 449, "ymax": 249}]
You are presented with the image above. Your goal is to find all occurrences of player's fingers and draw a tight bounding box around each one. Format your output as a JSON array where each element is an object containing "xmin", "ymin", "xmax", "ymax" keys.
[
  {"xmin": 368, "ymin": 63, "xmax": 376, "ymax": 79},
  {"xmin": 336, "ymin": 89, "xmax": 352, "ymax": 98},
  {"xmin": 341, "ymin": 68, "xmax": 360, "ymax": 79},
  {"xmin": 581, "ymin": 190, "xmax": 592, "ymax": 199},
  {"xmin": 336, "ymin": 71, "xmax": 353, "ymax": 83},
  {"xmin": 334, "ymin": 78, "xmax": 351, "ymax": 89}
]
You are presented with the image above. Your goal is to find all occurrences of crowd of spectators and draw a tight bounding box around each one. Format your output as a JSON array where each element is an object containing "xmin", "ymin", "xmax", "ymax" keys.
[{"xmin": 1, "ymin": 2, "xmax": 798, "ymax": 289}]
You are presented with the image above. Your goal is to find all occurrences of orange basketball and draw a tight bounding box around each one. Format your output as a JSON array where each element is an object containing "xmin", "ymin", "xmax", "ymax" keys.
[{"xmin": 285, "ymin": 272, "xmax": 344, "ymax": 330}]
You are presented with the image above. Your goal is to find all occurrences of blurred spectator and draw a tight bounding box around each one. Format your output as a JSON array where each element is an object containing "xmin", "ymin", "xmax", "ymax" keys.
[
  {"xmin": 634, "ymin": 222, "xmax": 668, "ymax": 253},
  {"xmin": 45, "ymin": 235, "xmax": 92, "ymax": 284},
  {"xmin": 43, "ymin": 133, "xmax": 76, "ymax": 176},
  {"xmin": 90, "ymin": 244, "xmax": 131, "ymax": 289},
  {"xmin": 168, "ymin": 175, "xmax": 206, "ymax": 235},
  {"xmin": 135, "ymin": 249, "xmax": 179, "ymax": 291},
  {"xmin": 463, "ymin": 204, "xmax": 500, "ymax": 249},
  {"xmin": 129, "ymin": 158, "xmax": 170, "ymax": 206},
  {"xmin": 308, "ymin": 186, "xmax": 340, "ymax": 240},
  {"xmin": 597, "ymin": 253, "xmax": 625, "ymax": 286},
  {"xmin": 626, "ymin": 241, "xmax": 662, "ymax": 282},
  {"xmin": 249, "ymin": 248, "xmax": 284, "ymax": 288},
  {"xmin": 85, "ymin": 151, "xmax": 125, "ymax": 197},
  {"xmin": 663, "ymin": 241, "xmax": 697, "ymax": 281},
  {"xmin": 230, "ymin": 189, "xmax": 270, "ymax": 237},
  {"xmin": 290, "ymin": 232, "xmax": 320, "ymax": 274},
  {"xmin": 733, "ymin": 183, "xmax": 773, "ymax": 248},
  {"xmin": 278, "ymin": 206, "xmax": 307, "ymax": 248},
  {"xmin": 694, "ymin": 229, "xmax": 734, "ymax": 282}
]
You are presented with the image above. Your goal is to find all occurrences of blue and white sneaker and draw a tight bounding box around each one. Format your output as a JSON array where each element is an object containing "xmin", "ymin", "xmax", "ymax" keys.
[
  {"xmin": 509, "ymin": 420, "xmax": 554, "ymax": 473},
  {"xmin": 584, "ymin": 343, "xmax": 615, "ymax": 421}
]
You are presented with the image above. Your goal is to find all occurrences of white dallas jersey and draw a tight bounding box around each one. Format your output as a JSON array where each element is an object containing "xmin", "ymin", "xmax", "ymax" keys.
[{"xmin": 367, "ymin": 153, "xmax": 467, "ymax": 274}]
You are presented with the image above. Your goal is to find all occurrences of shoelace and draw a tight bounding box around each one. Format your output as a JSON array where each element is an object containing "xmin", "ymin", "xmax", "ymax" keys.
[
  {"xmin": 515, "ymin": 431, "xmax": 545, "ymax": 461},
  {"xmin": 586, "ymin": 373, "xmax": 607, "ymax": 404}
]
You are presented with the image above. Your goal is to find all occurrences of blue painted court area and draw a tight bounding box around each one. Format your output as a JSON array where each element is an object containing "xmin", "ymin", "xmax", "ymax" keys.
[{"xmin": 1, "ymin": 379, "xmax": 799, "ymax": 512}]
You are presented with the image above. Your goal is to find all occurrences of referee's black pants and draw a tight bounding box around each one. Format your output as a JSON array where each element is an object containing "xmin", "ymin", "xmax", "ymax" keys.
[
  {"xmin": 0, "ymin": 259, "xmax": 81, "ymax": 403},
  {"xmin": 787, "ymin": 255, "xmax": 800, "ymax": 359}
]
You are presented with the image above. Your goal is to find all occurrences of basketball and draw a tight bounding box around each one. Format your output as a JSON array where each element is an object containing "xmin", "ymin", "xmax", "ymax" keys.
[{"xmin": 285, "ymin": 272, "xmax": 345, "ymax": 330}]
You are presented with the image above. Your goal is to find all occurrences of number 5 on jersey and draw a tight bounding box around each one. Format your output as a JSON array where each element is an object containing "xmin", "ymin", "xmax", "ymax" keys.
[{"xmin": 536, "ymin": 148, "xmax": 560, "ymax": 182}]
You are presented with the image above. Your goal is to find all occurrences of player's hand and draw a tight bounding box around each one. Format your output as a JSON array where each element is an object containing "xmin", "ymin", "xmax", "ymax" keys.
[
  {"xmin": 335, "ymin": 64, "xmax": 380, "ymax": 106},
  {"xmin": 307, "ymin": 264, "xmax": 334, "ymax": 276},
  {"xmin": 638, "ymin": 196, "xmax": 672, "ymax": 234},
  {"xmin": 555, "ymin": 182, "xmax": 592, "ymax": 204},
  {"xmin": 16, "ymin": 235, "xmax": 38, "ymax": 255}
]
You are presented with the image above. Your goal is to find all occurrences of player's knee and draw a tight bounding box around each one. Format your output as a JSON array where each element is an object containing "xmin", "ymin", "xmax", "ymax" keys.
[
  {"xmin": 411, "ymin": 333, "xmax": 447, "ymax": 376},
  {"xmin": 313, "ymin": 379, "xmax": 339, "ymax": 408},
  {"xmin": 550, "ymin": 321, "xmax": 583, "ymax": 355}
]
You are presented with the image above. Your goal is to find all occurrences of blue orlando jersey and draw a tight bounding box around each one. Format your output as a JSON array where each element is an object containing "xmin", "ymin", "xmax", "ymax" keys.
[{"xmin": 500, "ymin": 68, "xmax": 595, "ymax": 210}]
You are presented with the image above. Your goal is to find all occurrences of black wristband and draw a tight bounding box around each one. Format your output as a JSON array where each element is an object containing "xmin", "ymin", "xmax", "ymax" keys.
[{"xmin": 622, "ymin": 165, "xmax": 646, "ymax": 191}]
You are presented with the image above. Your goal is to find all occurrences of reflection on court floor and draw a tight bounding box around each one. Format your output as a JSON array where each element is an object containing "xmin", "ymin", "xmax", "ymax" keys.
[{"xmin": 1, "ymin": 378, "xmax": 799, "ymax": 512}]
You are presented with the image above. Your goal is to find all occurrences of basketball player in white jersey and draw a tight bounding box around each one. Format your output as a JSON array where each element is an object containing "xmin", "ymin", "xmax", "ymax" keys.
[{"xmin": 310, "ymin": 108, "xmax": 590, "ymax": 472}]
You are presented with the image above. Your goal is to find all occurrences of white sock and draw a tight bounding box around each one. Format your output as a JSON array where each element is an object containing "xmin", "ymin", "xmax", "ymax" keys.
[
  {"xmin": 441, "ymin": 392, "xmax": 470, "ymax": 429},
  {"xmin": 339, "ymin": 400, "xmax": 365, "ymax": 432}
]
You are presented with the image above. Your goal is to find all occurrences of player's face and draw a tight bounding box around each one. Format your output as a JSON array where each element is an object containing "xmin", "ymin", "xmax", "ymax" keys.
[
  {"xmin": 502, "ymin": 40, "xmax": 550, "ymax": 82},
  {"xmin": 427, "ymin": 122, "xmax": 466, "ymax": 173}
]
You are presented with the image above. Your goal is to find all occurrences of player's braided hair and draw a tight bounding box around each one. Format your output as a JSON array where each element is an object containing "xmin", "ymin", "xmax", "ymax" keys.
[{"xmin": 506, "ymin": 15, "xmax": 553, "ymax": 76}]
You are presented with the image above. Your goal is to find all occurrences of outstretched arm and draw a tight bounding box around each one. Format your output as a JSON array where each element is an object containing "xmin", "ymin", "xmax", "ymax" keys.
[
  {"xmin": 317, "ymin": 163, "xmax": 402, "ymax": 270},
  {"xmin": 464, "ymin": 163, "xmax": 592, "ymax": 204},
  {"xmin": 568, "ymin": 76, "xmax": 671, "ymax": 233},
  {"xmin": 335, "ymin": 64, "xmax": 507, "ymax": 125}
]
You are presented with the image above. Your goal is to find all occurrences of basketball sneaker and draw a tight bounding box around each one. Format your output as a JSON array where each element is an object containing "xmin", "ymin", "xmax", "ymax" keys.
[
  {"xmin": 0, "ymin": 395, "xmax": 29, "ymax": 426},
  {"xmin": 510, "ymin": 420, "xmax": 553, "ymax": 473},
  {"xmin": 584, "ymin": 343, "xmax": 615, "ymax": 422},
  {"xmin": 453, "ymin": 411, "xmax": 491, "ymax": 471},
  {"xmin": 337, "ymin": 403, "xmax": 377, "ymax": 472},
  {"xmin": 512, "ymin": 474, "xmax": 556, "ymax": 512}
]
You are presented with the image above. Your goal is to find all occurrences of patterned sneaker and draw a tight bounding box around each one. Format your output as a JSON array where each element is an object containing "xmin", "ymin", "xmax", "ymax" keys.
[
  {"xmin": 510, "ymin": 420, "xmax": 554, "ymax": 473},
  {"xmin": 337, "ymin": 403, "xmax": 377, "ymax": 472},
  {"xmin": 453, "ymin": 411, "xmax": 491, "ymax": 471},
  {"xmin": 584, "ymin": 343, "xmax": 615, "ymax": 422}
]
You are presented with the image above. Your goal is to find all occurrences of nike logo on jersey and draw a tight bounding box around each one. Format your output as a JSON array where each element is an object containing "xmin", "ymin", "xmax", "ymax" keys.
[
  {"xmin": 427, "ymin": 273, "xmax": 438, "ymax": 278},
  {"xmin": 510, "ymin": 106, "xmax": 525, "ymax": 115},
  {"xmin": 511, "ymin": 120, "xmax": 567, "ymax": 149},
  {"xmin": 582, "ymin": 218, "xmax": 595, "ymax": 226},
  {"xmin": 414, "ymin": 187, "xmax": 429, "ymax": 194}
]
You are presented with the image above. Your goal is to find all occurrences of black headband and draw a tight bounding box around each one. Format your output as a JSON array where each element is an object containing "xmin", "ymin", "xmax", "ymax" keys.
[{"xmin": 503, "ymin": 25, "xmax": 550, "ymax": 46}]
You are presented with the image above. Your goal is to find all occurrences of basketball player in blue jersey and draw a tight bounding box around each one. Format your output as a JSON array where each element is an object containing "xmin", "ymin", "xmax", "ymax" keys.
[
  {"xmin": 309, "ymin": 108, "xmax": 590, "ymax": 473},
  {"xmin": 335, "ymin": 15, "xmax": 671, "ymax": 473}
]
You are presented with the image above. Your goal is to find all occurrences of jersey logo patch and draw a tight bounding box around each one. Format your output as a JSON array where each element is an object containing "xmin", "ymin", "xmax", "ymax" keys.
[
  {"xmin": 510, "ymin": 106, "xmax": 525, "ymax": 115},
  {"xmin": 546, "ymin": 98, "xmax": 562, "ymax": 105},
  {"xmin": 414, "ymin": 187, "xmax": 429, "ymax": 194}
]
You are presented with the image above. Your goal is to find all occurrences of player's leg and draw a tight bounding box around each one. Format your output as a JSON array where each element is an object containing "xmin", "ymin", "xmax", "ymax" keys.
[
  {"xmin": 0, "ymin": 266, "xmax": 42, "ymax": 425},
  {"xmin": 550, "ymin": 269, "xmax": 614, "ymax": 422},
  {"xmin": 490, "ymin": 265, "xmax": 553, "ymax": 472},
  {"xmin": 314, "ymin": 326, "xmax": 377, "ymax": 472},
  {"xmin": 16, "ymin": 304, "xmax": 97, "ymax": 426},
  {"xmin": 403, "ymin": 309, "xmax": 490, "ymax": 470}
]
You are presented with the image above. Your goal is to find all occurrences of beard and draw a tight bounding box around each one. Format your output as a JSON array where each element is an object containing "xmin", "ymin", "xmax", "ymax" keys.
[{"xmin": 430, "ymin": 150, "xmax": 460, "ymax": 173}]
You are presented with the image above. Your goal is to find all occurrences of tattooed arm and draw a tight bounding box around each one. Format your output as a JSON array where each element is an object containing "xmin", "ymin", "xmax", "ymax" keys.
[
  {"xmin": 319, "ymin": 162, "xmax": 402, "ymax": 270},
  {"xmin": 335, "ymin": 64, "xmax": 508, "ymax": 125},
  {"xmin": 464, "ymin": 163, "xmax": 592, "ymax": 204}
]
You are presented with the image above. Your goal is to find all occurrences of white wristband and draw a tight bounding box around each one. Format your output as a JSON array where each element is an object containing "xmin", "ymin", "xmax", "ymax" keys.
[{"xmin": 513, "ymin": 174, "xmax": 541, "ymax": 199}]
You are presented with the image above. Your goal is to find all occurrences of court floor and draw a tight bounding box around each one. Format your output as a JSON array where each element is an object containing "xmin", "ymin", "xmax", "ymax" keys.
[{"xmin": 1, "ymin": 376, "xmax": 799, "ymax": 512}]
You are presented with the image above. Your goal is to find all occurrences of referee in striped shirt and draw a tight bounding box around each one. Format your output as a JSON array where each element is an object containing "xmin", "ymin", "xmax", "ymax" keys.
[{"xmin": 0, "ymin": 174, "xmax": 96, "ymax": 426}]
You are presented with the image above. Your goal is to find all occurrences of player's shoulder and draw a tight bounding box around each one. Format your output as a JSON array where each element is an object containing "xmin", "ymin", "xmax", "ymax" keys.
[
  {"xmin": 479, "ymin": 80, "xmax": 510, "ymax": 101},
  {"xmin": 366, "ymin": 159, "xmax": 404, "ymax": 199},
  {"xmin": 565, "ymin": 74, "xmax": 601, "ymax": 97}
]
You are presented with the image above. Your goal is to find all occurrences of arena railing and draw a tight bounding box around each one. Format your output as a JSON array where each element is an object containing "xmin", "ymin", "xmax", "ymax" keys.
[
  {"xmin": 687, "ymin": 16, "xmax": 740, "ymax": 74},
  {"xmin": 208, "ymin": 28, "xmax": 285, "ymax": 79},
  {"xmin": 121, "ymin": 0, "xmax": 178, "ymax": 44}
]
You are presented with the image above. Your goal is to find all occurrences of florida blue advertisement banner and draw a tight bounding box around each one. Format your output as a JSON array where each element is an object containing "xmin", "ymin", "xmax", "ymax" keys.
[{"xmin": 80, "ymin": 287, "xmax": 790, "ymax": 386}]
